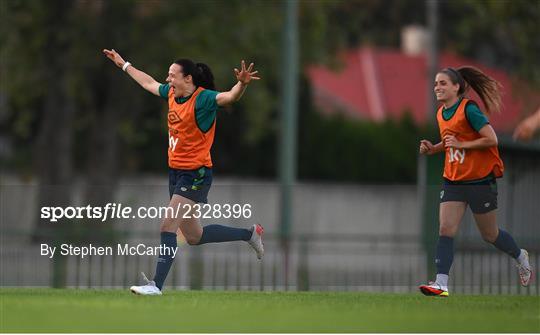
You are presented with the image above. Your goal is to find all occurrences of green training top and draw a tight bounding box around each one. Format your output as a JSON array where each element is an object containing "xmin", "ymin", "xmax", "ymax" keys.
[
  {"xmin": 159, "ymin": 84, "xmax": 219, "ymax": 133},
  {"xmin": 441, "ymin": 97, "xmax": 489, "ymax": 132}
]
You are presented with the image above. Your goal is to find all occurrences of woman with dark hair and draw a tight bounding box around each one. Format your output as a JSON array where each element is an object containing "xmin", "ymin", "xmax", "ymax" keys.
[
  {"xmin": 103, "ymin": 49, "xmax": 262, "ymax": 295},
  {"xmin": 418, "ymin": 66, "xmax": 533, "ymax": 297}
]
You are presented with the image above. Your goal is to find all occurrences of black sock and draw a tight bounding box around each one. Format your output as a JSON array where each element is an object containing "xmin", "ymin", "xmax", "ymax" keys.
[
  {"xmin": 153, "ymin": 232, "xmax": 177, "ymax": 290},
  {"xmin": 197, "ymin": 224, "xmax": 252, "ymax": 245},
  {"xmin": 492, "ymin": 229, "xmax": 521, "ymax": 259},
  {"xmin": 435, "ymin": 236, "xmax": 454, "ymax": 275}
]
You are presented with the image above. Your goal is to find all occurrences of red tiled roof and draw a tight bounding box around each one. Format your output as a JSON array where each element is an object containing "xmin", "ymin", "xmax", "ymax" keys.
[{"xmin": 307, "ymin": 47, "xmax": 540, "ymax": 133}]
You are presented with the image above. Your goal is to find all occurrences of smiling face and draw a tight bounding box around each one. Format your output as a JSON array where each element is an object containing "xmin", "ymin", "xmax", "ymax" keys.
[
  {"xmin": 434, "ymin": 72, "xmax": 460, "ymax": 105},
  {"xmin": 166, "ymin": 63, "xmax": 193, "ymax": 98}
]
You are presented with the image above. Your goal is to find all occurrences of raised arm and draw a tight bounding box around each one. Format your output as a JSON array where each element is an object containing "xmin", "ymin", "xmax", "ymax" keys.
[
  {"xmin": 103, "ymin": 49, "xmax": 162, "ymax": 96},
  {"xmin": 216, "ymin": 60, "xmax": 260, "ymax": 106},
  {"xmin": 513, "ymin": 107, "xmax": 540, "ymax": 141}
]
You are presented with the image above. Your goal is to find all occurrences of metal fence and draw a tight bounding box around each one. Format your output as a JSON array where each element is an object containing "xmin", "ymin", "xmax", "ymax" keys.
[
  {"xmin": 1, "ymin": 143, "xmax": 539, "ymax": 295},
  {"xmin": 1, "ymin": 233, "xmax": 537, "ymax": 295}
]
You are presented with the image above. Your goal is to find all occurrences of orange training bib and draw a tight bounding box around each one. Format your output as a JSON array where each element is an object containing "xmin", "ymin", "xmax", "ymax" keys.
[
  {"xmin": 437, "ymin": 98, "xmax": 503, "ymax": 181},
  {"xmin": 167, "ymin": 87, "xmax": 215, "ymax": 170}
]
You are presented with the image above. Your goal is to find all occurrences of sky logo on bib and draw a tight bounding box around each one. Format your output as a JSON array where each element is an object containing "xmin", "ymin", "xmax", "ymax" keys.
[
  {"xmin": 168, "ymin": 131, "xmax": 179, "ymax": 151},
  {"xmin": 448, "ymin": 148, "xmax": 465, "ymax": 164}
]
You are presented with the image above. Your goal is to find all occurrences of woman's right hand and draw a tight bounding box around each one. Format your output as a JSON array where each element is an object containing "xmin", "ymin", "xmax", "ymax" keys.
[
  {"xmin": 103, "ymin": 49, "xmax": 127, "ymax": 69},
  {"xmin": 419, "ymin": 139, "xmax": 434, "ymax": 155}
]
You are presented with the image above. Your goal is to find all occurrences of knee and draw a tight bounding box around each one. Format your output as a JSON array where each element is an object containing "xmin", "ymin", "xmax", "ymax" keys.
[
  {"xmin": 185, "ymin": 235, "xmax": 201, "ymax": 246},
  {"xmin": 481, "ymin": 231, "xmax": 498, "ymax": 244}
]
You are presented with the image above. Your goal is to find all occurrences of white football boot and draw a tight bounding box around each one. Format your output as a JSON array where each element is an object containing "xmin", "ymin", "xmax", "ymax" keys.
[
  {"xmin": 248, "ymin": 224, "xmax": 264, "ymax": 260},
  {"xmin": 130, "ymin": 272, "xmax": 162, "ymax": 295},
  {"xmin": 517, "ymin": 249, "xmax": 533, "ymax": 287}
]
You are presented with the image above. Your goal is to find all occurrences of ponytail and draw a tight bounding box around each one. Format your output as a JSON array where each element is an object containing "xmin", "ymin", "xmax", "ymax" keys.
[
  {"xmin": 442, "ymin": 66, "xmax": 502, "ymax": 115},
  {"xmin": 195, "ymin": 63, "xmax": 215, "ymax": 90},
  {"xmin": 174, "ymin": 59, "xmax": 216, "ymax": 90},
  {"xmin": 457, "ymin": 66, "xmax": 502, "ymax": 115}
]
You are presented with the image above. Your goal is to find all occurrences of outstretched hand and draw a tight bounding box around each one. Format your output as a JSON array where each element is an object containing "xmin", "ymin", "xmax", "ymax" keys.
[
  {"xmin": 103, "ymin": 49, "xmax": 127, "ymax": 68},
  {"xmin": 513, "ymin": 114, "xmax": 538, "ymax": 141},
  {"xmin": 234, "ymin": 60, "xmax": 260, "ymax": 85}
]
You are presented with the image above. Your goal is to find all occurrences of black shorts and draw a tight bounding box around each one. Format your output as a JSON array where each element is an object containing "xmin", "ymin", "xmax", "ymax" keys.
[
  {"xmin": 169, "ymin": 167, "xmax": 212, "ymax": 204},
  {"xmin": 440, "ymin": 178, "xmax": 498, "ymax": 214}
]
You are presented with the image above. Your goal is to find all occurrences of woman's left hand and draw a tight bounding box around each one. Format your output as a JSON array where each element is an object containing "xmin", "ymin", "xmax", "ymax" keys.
[
  {"xmin": 234, "ymin": 60, "xmax": 260, "ymax": 84},
  {"xmin": 444, "ymin": 135, "xmax": 463, "ymax": 149}
]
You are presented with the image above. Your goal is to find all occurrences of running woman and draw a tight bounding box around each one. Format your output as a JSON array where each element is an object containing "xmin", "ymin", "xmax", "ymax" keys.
[
  {"xmin": 103, "ymin": 49, "xmax": 264, "ymax": 295},
  {"xmin": 418, "ymin": 66, "xmax": 533, "ymax": 297}
]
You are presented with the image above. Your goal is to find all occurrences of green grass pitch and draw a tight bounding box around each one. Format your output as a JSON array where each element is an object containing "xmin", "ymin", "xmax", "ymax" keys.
[{"xmin": 1, "ymin": 289, "xmax": 538, "ymax": 332}]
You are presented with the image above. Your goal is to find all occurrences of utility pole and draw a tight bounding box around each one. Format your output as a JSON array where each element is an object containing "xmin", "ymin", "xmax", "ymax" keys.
[
  {"xmin": 279, "ymin": 0, "xmax": 299, "ymax": 290},
  {"xmin": 420, "ymin": 0, "xmax": 441, "ymax": 279}
]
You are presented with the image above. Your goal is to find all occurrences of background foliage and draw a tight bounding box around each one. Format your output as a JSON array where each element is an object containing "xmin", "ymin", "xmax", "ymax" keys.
[{"xmin": 1, "ymin": 0, "xmax": 538, "ymax": 182}]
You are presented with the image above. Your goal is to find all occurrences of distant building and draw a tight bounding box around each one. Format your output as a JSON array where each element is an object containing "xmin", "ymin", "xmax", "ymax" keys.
[{"xmin": 307, "ymin": 43, "xmax": 540, "ymax": 134}]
